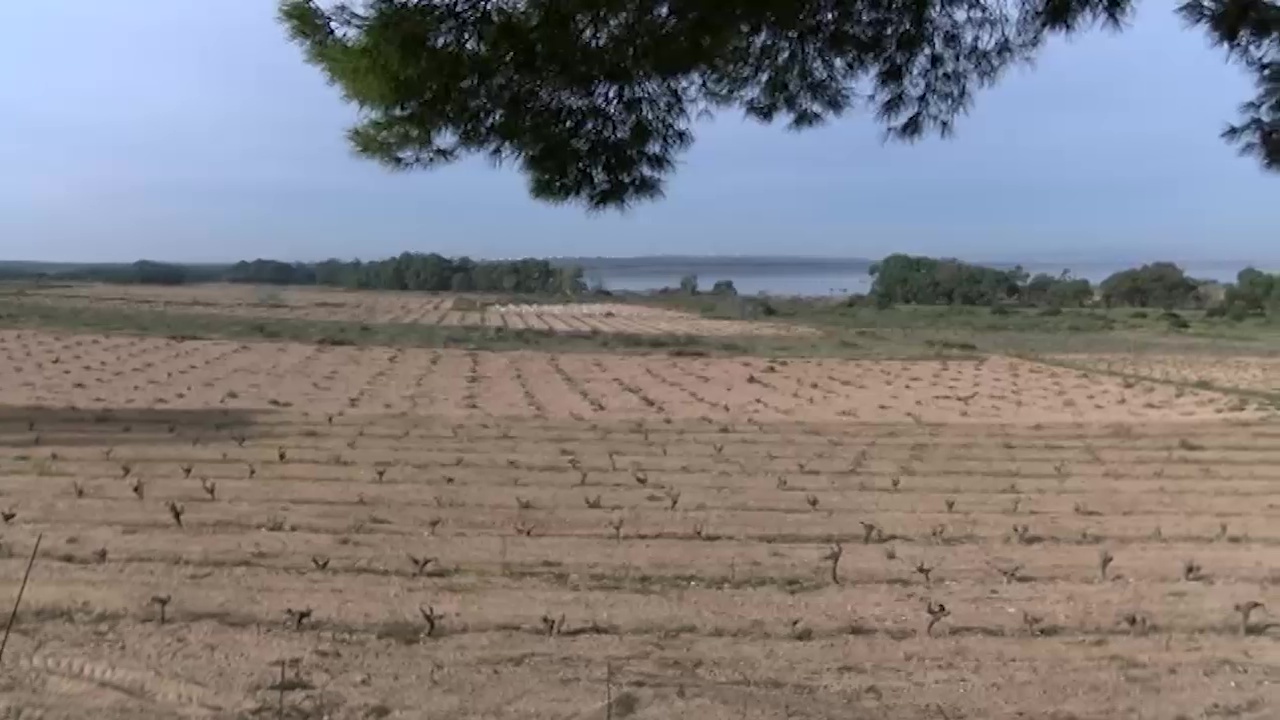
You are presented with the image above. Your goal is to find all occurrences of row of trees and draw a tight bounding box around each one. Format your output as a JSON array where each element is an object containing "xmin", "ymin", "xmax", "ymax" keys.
[
  {"xmin": 1219, "ymin": 268, "xmax": 1280, "ymax": 319},
  {"xmin": 227, "ymin": 254, "xmax": 586, "ymax": 294},
  {"xmin": 16, "ymin": 255, "xmax": 588, "ymax": 296},
  {"xmin": 868, "ymin": 254, "xmax": 1274, "ymax": 314},
  {"xmin": 4, "ymin": 261, "xmax": 225, "ymax": 286},
  {"xmin": 12, "ymin": 252, "xmax": 1279, "ymax": 319},
  {"xmin": 1095, "ymin": 262, "xmax": 1203, "ymax": 309},
  {"xmin": 868, "ymin": 254, "xmax": 1094, "ymax": 308},
  {"xmin": 659, "ymin": 275, "xmax": 737, "ymax": 296},
  {"xmin": 338, "ymin": 255, "xmax": 581, "ymax": 294}
]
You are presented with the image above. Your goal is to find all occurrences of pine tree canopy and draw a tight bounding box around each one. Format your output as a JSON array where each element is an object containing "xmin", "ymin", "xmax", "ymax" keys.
[{"xmin": 279, "ymin": 1, "xmax": 1279, "ymax": 210}]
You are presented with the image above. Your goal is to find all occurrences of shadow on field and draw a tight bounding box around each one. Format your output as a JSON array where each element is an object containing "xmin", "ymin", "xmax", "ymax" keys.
[{"xmin": 0, "ymin": 404, "xmax": 270, "ymax": 448}]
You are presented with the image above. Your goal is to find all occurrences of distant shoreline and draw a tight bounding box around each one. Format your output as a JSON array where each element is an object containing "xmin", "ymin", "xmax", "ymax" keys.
[
  {"xmin": 560, "ymin": 256, "xmax": 873, "ymax": 277},
  {"xmin": 1, "ymin": 256, "xmax": 1269, "ymax": 299},
  {"xmin": 4, "ymin": 255, "xmax": 1266, "ymax": 272}
]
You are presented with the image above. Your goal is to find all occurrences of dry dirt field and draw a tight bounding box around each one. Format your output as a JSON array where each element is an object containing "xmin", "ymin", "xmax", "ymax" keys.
[
  {"xmin": 1057, "ymin": 353, "xmax": 1280, "ymax": 396},
  {"xmin": 16, "ymin": 284, "xmax": 809, "ymax": 338},
  {"xmin": 1, "ymin": 329, "xmax": 1280, "ymax": 720}
]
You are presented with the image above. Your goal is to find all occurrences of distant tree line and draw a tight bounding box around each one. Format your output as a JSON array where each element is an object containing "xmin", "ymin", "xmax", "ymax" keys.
[
  {"xmin": 0, "ymin": 260, "xmax": 224, "ymax": 286},
  {"xmin": 2, "ymin": 254, "xmax": 587, "ymax": 296},
  {"xmin": 1215, "ymin": 268, "xmax": 1280, "ymax": 320},
  {"xmin": 7, "ymin": 252, "xmax": 1280, "ymax": 322},
  {"xmin": 228, "ymin": 254, "xmax": 586, "ymax": 295},
  {"xmin": 867, "ymin": 254, "xmax": 1272, "ymax": 316},
  {"xmin": 656, "ymin": 274, "xmax": 737, "ymax": 297},
  {"xmin": 869, "ymin": 254, "xmax": 1093, "ymax": 308},
  {"xmin": 1095, "ymin": 262, "xmax": 1207, "ymax": 310}
]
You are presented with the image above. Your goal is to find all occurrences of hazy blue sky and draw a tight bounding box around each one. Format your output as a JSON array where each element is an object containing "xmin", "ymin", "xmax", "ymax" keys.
[{"xmin": 1, "ymin": 2, "xmax": 1275, "ymax": 264}]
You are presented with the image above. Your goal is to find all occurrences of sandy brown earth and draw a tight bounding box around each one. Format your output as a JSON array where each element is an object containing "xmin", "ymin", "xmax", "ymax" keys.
[
  {"xmin": 0, "ymin": 331, "xmax": 1263, "ymax": 423},
  {"xmin": 1, "ymin": 330, "xmax": 1279, "ymax": 719},
  {"xmin": 18, "ymin": 283, "xmax": 810, "ymax": 337},
  {"xmin": 1058, "ymin": 353, "xmax": 1280, "ymax": 395}
]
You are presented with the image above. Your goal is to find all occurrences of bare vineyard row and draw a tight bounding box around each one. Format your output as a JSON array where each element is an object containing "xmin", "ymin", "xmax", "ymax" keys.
[
  {"xmin": 3, "ymin": 332, "xmax": 1264, "ymax": 423},
  {"xmin": 10, "ymin": 290, "xmax": 806, "ymax": 336},
  {"xmin": 3, "ymin": 330, "xmax": 1279, "ymax": 718},
  {"xmin": 3, "ymin": 416, "xmax": 1279, "ymax": 648}
]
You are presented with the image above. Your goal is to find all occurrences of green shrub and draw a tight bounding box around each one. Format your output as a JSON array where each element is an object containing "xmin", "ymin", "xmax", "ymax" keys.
[
  {"xmin": 1100, "ymin": 262, "xmax": 1197, "ymax": 308},
  {"xmin": 710, "ymin": 279, "xmax": 737, "ymax": 295},
  {"xmin": 316, "ymin": 335, "xmax": 356, "ymax": 346},
  {"xmin": 870, "ymin": 254, "xmax": 1023, "ymax": 306},
  {"xmin": 925, "ymin": 339, "xmax": 978, "ymax": 351}
]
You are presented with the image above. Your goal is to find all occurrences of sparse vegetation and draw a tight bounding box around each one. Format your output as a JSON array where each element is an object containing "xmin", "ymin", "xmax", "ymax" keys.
[
  {"xmin": 914, "ymin": 560, "xmax": 935, "ymax": 586},
  {"xmin": 541, "ymin": 612, "xmax": 566, "ymax": 637},
  {"xmin": 1233, "ymin": 601, "xmax": 1264, "ymax": 636},
  {"xmin": 1119, "ymin": 611, "xmax": 1152, "ymax": 636},
  {"xmin": 420, "ymin": 605, "xmax": 442, "ymax": 637},
  {"xmin": 992, "ymin": 563, "xmax": 1024, "ymax": 585},
  {"xmin": 149, "ymin": 594, "xmax": 171, "ymax": 625},
  {"xmin": 821, "ymin": 543, "xmax": 843, "ymax": 585},
  {"xmin": 1, "ymin": 288, "xmax": 1277, "ymax": 718},
  {"xmin": 285, "ymin": 607, "xmax": 314, "ymax": 631},
  {"xmin": 1098, "ymin": 549, "xmax": 1115, "ymax": 581},
  {"xmin": 166, "ymin": 501, "xmax": 185, "ymax": 528},
  {"xmin": 925, "ymin": 601, "xmax": 950, "ymax": 637},
  {"xmin": 408, "ymin": 555, "xmax": 436, "ymax": 576},
  {"xmin": 1022, "ymin": 610, "xmax": 1045, "ymax": 636},
  {"xmin": 860, "ymin": 521, "xmax": 885, "ymax": 545}
]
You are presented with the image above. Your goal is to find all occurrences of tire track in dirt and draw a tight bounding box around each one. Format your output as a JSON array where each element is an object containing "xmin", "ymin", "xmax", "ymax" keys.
[
  {"xmin": 16, "ymin": 651, "xmax": 239, "ymax": 716},
  {"xmin": 0, "ymin": 702, "xmax": 46, "ymax": 720}
]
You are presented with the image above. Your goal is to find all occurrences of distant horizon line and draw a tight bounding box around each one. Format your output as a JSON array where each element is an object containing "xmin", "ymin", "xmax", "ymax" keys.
[{"xmin": 1, "ymin": 254, "xmax": 1273, "ymax": 269}]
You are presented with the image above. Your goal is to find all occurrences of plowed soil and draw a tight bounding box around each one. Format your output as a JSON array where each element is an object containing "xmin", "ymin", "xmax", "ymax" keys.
[
  {"xmin": 1058, "ymin": 353, "xmax": 1280, "ymax": 395},
  {"xmin": 15, "ymin": 284, "xmax": 809, "ymax": 337},
  {"xmin": 1, "ymin": 329, "xmax": 1278, "ymax": 720}
]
